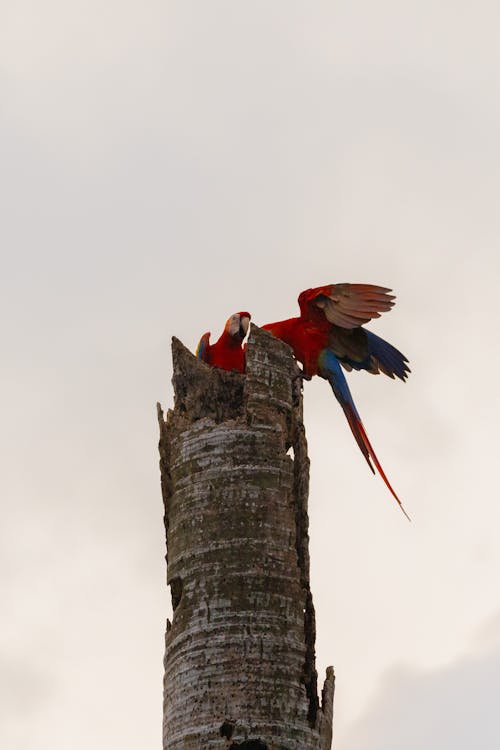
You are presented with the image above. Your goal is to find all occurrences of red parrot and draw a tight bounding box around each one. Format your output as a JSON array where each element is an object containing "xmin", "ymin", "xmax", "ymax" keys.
[
  {"xmin": 196, "ymin": 311, "xmax": 251, "ymax": 373},
  {"xmin": 262, "ymin": 284, "xmax": 411, "ymax": 520}
]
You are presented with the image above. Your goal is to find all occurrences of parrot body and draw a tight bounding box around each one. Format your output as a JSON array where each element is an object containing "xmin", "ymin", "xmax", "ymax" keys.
[
  {"xmin": 262, "ymin": 283, "xmax": 410, "ymax": 519},
  {"xmin": 263, "ymin": 316, "xmax": 409, "ymax": 381},
  {"xmin": 197, "ymin": 312, "xmax": 250, "ymax": 373},
  {"xmin": 261, "ymin": 316, "xmax": 328, "ymax": 376}
]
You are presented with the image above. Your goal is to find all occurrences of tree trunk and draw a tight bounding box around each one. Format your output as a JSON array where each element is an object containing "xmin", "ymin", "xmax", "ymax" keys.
[{"xmin": 157, "ymin": 325, "xmax": 334, "ymax": 749}]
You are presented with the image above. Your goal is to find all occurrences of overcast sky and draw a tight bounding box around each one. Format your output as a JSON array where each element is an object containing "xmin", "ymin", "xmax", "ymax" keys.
[{"xmin": 2, "ymin": 2, "xmax": 500, "ymax": 748}]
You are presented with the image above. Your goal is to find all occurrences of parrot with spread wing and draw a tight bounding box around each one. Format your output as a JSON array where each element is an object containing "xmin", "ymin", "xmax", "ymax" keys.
[
  {"xmin": 196, "ymin": 311, "xmax": 251, "ymax": 373},
  {"xmin": 262, "ymin": 284, "xmax": 411, "ymax": 520}
]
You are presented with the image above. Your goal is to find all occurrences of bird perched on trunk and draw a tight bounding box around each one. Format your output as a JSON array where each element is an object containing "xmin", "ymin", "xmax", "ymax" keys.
[
  {"xmin": 262, "ymin": 283, "xmax": 411, "ymax": 520},
  {"xmin": 196, "ymin": 311, "xmax": 251, "ymax": 373}
]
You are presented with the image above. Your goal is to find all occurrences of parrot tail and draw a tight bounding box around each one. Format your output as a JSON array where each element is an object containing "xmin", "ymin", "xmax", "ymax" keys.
[{"xmin": 318, "ymin": 349, "xmax": 411, "ymax": 521}]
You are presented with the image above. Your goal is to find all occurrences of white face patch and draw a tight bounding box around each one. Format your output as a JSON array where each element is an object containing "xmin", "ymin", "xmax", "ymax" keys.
[{"xmin": 226, "ymin": 314, "xmax": 241, "ymax": 337}]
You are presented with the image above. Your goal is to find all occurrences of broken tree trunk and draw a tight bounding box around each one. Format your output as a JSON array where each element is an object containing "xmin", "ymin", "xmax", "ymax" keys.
[{"xmin": 157, "ymin": 325, "xmax": 334, "ymax": 749}]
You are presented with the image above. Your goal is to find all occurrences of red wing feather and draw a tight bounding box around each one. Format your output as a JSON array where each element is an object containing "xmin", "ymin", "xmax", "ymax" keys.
[{"xmin": 299, "ymin": 283, "xmax": 395, "ymax": 329}]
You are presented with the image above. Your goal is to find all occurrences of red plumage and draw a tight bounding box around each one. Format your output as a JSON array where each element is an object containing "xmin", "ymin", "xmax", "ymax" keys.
[
  {"xmin": 197, "ymin": 312, "xmax": 251, "ymax": 373},
  {"xmin": 263, "ymin": 283, "xmax": 410, "ymax": 519},
  {"xmin": 194, "ymin": 284, "xmax": 410, "ymax": 518},
  {"xmin": 263, "ymin": 283, "xmax": 398, "ymax": 377}
]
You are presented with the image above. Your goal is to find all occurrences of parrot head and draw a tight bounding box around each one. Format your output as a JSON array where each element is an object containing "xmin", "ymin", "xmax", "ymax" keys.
[{"xmin": 225, "ymin": 311, "xmax": 251, "ymax": 342}]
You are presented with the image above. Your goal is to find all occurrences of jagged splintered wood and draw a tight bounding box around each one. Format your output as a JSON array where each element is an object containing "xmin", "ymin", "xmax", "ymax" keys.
[{"xmin": 157, "ymin": 325, "xmax": 334, "ymax": 749}]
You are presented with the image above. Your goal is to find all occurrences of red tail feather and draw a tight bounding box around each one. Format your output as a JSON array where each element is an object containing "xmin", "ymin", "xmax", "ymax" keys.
[{"xmin": 344, "ymin": 405, "xmax": 411, "ymax": 521}]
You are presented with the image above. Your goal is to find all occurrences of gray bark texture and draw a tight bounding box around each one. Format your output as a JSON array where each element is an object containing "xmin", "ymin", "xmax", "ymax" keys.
[{"xmin": 157, "ymin": 325, "xmax": 334, "ymax": 750}]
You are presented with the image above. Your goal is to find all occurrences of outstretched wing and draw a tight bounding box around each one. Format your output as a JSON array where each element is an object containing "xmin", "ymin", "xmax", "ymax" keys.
[
  {"xmin": 328, "ymin": 327, "xmax": 410, "ymax": 381},
  {"xmin": 298, "ymin": 283, "xmax": 395, "ymax": 329}
]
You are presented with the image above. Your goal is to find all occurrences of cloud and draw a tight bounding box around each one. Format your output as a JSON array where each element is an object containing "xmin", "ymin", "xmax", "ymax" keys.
[
  {"xmin": 339, "ymin": 631, "xmax": 500, "ymax": 750},
  {"xmin": 0, "ymin": 654, "xmax": 54, "ymax": 747},
  {"xmin": 2, "ymin": 2, "xmax": 500, "ymax": 748},
  {"xmin": 0, "ymin": 654, "xmax": 52, "ymax": 714}
]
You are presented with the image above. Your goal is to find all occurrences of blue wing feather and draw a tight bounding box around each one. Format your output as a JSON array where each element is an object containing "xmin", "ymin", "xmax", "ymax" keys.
[
  {"xmin": 196, "ymin": 332, "xmax": 211, "ymax": 362},
  {"xmin": 332, "ymin": 329, "xmax": 410, "ymax": 381},
  {"xmin": 366, "ymin": 331, "xmax": 410, "ymax": 380}
]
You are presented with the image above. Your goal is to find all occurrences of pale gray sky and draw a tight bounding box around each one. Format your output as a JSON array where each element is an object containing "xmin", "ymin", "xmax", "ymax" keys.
[{"xmin": 2, "ymin": 2, "xmax": 500, "ymax": 748}]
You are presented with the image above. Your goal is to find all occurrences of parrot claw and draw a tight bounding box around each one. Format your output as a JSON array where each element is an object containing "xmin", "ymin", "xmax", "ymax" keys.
[{"xmin": 295, "ymin": 366, "xmax": 312, "ymax": 382}]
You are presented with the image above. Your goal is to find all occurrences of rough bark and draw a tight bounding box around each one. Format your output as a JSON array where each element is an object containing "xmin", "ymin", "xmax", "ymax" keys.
[{"xmin": 158, "ymin": 325, "xmax": 334, "ymax": 749}]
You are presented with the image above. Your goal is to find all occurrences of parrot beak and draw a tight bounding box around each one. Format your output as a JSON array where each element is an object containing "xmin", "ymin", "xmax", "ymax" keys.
[
  {"xmin": 238, "ymin": 312, "xmax": 251, "ymax": 340},
  {"xmin": 226, "ymin": 311, "xmax": 251, "ymax": 341}
]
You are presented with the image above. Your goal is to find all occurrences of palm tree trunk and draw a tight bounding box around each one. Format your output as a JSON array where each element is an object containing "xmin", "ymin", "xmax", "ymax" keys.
[{"xmin": 157, "ymin": 325, "xmax": 334, "ymax": 749}]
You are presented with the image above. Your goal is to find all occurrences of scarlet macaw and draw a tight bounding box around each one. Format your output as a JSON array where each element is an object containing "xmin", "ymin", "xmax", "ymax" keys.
[
  {"xmin": 262, "ymin": 284, "xmax": 411, "ymax": 520},
  {"xmin": 196, "ymin": 311, "xmax": 251, "ymax": 373}
]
